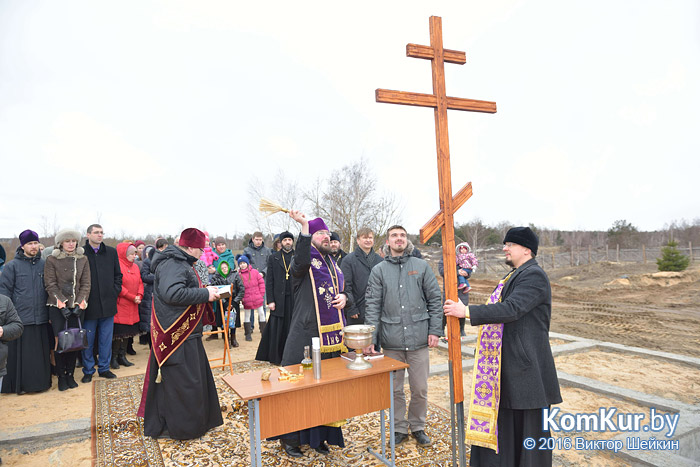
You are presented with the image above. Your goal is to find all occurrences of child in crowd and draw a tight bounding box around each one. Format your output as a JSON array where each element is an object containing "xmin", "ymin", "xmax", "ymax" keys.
[
  {"xmin": 455, "ymin": 242, "xmax": 478, "ymax": 293},
  {"xmin": 209, "ymin": 260, "xmax": 245, "ymax": 348},
  {"xmin": 207, "ymin": 264, "xmax": 217, "ymax": 284},
  {"xmin": 236, "ymin": 255, "xmax": 266, "ymax": 342}
]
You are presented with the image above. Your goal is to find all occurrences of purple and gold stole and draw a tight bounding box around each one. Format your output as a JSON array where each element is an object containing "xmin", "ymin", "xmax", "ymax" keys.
[
  {"xmin": 149, "ymin": 267, "xmax": 213, "ymax": 384},
  {"xmin": 308, "ymin": 245, "xmax": 348, "ymax": 353},
  {"xmin": 465, "ymin": 269, "xmax": 515, "ymax": 453}
]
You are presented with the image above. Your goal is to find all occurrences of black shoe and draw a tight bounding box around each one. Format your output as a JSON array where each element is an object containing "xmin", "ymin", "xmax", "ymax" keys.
[
  {"xmin": 126, "ymin": 343, "xmax": 136, "ymax": 355},
  {"xmin": 81, "ymin": 373, "xmax": 93, "ymax": 384},
  {"xmin": 110, "ymin": 357, "xmax": 120, "ymax": 370},
  {"xmin": 412, "ymin": 430, "xmax": 431, "ymax": 446},
  {"xmin": 280, "ymin": 440, "xmax": 303, "ymax": 458},
  {"xmin": 314, "ymin": 442, "xmax": 330, "ymax": 455},
  {"xmin": 205, "ymin": 334, "xmax": 219, "ymax": 341},
  {"xmin": 57, "ymin": 376, "xmax": 69, "ymax": 392},
  {"xmin": 117, "ymin": 355, "xmax": 134, "ymax": 367},
  {"xmin": 99, "ymin": 371, "xmax": 117, "ymax": 379},
  {"xmin": 394, "ymin": 432, "xmax": 408, "ymax": 445},
  {"xmin": 66, "ymin": 374, "xmax": 78, "ymax": 389}
]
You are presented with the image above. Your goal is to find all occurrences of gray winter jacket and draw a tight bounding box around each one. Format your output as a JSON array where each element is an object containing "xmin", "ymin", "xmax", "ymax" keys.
[
  {"xmin": 364, "ymin": 243, "xmax": 443, "ymax": 351},
  {"xmin": 0, "ymin": 294, "xmax": 24, "ymax": 377},
  {"xmin": 243, "ymin": 240, "xmax": 272, "ymax": 277},
  {"xmin": 0, "ymin": 248, "xmax": 49, "ymax": 325}
]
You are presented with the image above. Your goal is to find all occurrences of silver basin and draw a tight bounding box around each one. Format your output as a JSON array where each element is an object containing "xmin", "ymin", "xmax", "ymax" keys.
[{"xmin": 342, "ymin": 324, "xmax": 376, "ymax": 370}]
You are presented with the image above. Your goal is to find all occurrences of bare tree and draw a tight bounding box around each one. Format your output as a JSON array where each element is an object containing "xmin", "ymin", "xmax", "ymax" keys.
[
  {"xmin": 247, "ymin": 169, "xmax": 305, "ymax": 237},
  {"xmin": 39, "ymin": 214, "xmax": 59, "ymax": 238},
  {"xmin": 305, "ymin": 158, "xmax": 402, "ymax": 252}
]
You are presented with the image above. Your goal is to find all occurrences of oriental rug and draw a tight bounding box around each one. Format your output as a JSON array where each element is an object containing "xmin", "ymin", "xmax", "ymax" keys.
[{"xmin": 92, "ymin": 360, "xmax": 459, "ymax": 466}]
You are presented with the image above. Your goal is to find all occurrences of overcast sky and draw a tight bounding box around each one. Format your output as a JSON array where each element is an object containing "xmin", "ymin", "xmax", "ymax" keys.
[{"xmin": 1, "ymin": 1, "xmax": 698, "ymax": 240}]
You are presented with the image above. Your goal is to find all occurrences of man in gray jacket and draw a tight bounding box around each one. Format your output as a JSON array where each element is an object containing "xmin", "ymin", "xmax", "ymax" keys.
[
  {"xmin": 0, "ymin": 229, "xmax": 51, "ymax": 394},
  {"xmin": 364, "ymin": 225, "xmax": 442, "ymax": 447}
]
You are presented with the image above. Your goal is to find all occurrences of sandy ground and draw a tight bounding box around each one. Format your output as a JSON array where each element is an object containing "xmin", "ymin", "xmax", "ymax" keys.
[{"xmin": 2, "ymin": 260, "xmax": 699, "ymax": 465}]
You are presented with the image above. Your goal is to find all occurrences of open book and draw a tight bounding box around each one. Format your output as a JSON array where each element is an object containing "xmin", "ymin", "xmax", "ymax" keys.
[
  {"xmin": 214, "ymin": 285, "xmax": 231, "ymax": 299},
  {"xmin": 340, "ymin": 351, "xmax": 384, "ymax": 362}
]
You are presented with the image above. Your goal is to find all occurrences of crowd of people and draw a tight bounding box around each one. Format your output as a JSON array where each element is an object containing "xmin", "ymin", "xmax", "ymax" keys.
[{"xmin": 0, "ymin": 218, "xmax": 561, "ymax": 467}]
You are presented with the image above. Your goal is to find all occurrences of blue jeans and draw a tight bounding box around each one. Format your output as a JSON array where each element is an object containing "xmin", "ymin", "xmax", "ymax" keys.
[
  {"xmin": 82, "ymin": 316, "xmax": 114, "ymax": 375},
  {"xmin": 458, "ymin": 268, "xmax": 472, "ymax": 288}
]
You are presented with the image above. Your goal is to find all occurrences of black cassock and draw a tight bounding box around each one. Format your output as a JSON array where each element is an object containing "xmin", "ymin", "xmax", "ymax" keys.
[
  {"xmin": 142, "ymin": 245, "xmax": 223, "ymax": 440},
  {"xmin": 256, "ymin": 249, "xmax": 295, "ymax": 366},
  {"xmin": 276, "ymin": 234, "xmax": 345, "ymax": 449}
]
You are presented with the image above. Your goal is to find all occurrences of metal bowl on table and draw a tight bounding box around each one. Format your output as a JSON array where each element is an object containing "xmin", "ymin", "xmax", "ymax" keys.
[{"xmin": 342, "ymin": 324, "xmax": 376, "ymax": 370}]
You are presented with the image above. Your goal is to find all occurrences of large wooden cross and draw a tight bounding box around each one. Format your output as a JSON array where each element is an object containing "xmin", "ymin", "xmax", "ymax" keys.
[{"xmin": 376, "ymin": 16, "xmax": 496, "ymax": 404}]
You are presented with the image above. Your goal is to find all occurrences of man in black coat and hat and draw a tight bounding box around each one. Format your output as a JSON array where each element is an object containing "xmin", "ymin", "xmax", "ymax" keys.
[
  {"xmin": 139, "ymin": 227, "xmax": 223, "ymax": 440},
  {"xmin": 329, "ymin": 231, "xmax": 347, "ymax": 266},
  {"xmin": 444, "ymin": 226, "xmax": 562, "ymax": 467},
  {"xmin": 256, "ymin": 231, "xmax": 295, "ymax": 365}
]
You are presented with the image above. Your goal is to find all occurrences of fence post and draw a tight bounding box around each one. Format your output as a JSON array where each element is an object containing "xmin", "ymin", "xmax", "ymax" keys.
[
  {"xmin": 642, "ymin": 245, "xmax": 646, "ymax": 263},
  {"xmin": 616, "ymin": 244, "xmax": 620, "ymax": 262},
  {"xmin": 606, "ymin": 244, "xmax": 609, "ymax": 261},
  {"xmin": 551, "ymin": 252, "xmax": 555, "ymax": 269},
  {"xmin": 690, "ymin": 242, "xmax": 694, "ymax": 262},
  {"xmin": 570, "ymin": 248, "xmax": 574, "ymax": 266},
  {"xmin": 588, "ymin": 245, "xmax": 591, "ymax": 264}
]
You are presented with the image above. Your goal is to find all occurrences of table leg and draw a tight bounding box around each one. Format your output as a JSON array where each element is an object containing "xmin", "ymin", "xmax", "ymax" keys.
[
  {"xmin": 380, "ymin": 409, "xmax": 386, "ymax": 458},
  {"xmin": 254, "ymin": 399, "xmax": 262, "ymax": 466},
  {"xmin": 248, "ymin": 400, "xmax": 256, "ymax": 467},
  {"xmin": 389, "ymin": 369, "xmax": 395, "ymax": 466},
  {"xmin": 367, "ymin": 371, "xmax": 396, "ymax": 466}
]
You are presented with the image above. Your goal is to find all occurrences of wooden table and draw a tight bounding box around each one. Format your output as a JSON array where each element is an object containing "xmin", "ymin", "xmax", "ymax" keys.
[{"xmin": 223, "ymin": 356, "xmax": 409, "ymax": 466}]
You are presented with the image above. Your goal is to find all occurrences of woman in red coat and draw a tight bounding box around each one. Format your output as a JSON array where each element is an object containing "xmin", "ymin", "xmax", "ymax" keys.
[
  {"xmin": 237, "ymin": 254, "xmax": 266, "ymax": 342},
  {"xmin": 112, "ymin": 242, "xmax": 143, "ymax": 369}
]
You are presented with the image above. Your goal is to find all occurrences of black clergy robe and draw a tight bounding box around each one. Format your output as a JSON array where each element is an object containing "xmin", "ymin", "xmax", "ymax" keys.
[
  {"xmin": 141, "ymin": 245, "xmax": 223, "ymax": 440},
  {"xmin": 279, "ymin": 233, "xmax": 346, "ymax": 449}
]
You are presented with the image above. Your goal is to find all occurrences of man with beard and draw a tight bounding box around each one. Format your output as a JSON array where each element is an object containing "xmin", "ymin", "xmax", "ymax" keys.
[
  {"xmin": 0, "ymin": 229, "xmax": 52, "ymax": 394},
  {"xmin": 340, "ymin": 227, "xmax": 382, "ymax": 325},
  {"xmin": 444, "ymin": 227, "xmax": 562, "ymax": 467},
  {"xmin": 278, "ymin": 212, "xmax": 348, "ymax": 458},
  {"xmin": 329, "ymin": 232, "xmax": 347, "ymax": 266},
  {"xmin": 139, "ymin": 227, "xmax": 223, "ymax": 440},
  {"xmin": 256, "ymin": 231, "xmax": 294, "ymax": 365},
  {"xmin": 364, "ymin": 225, "xmax": 442, "ymax": 447}
]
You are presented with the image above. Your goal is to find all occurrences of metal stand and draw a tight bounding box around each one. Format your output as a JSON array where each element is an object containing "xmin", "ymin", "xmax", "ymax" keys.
[
  {"xmin": 367, "ymin": 369, "xmax": 397, "ymax": 466},
  {"xmin": 449, "ymin": 355, "xmax": 468, "ymax": 466},
  {"xmin": 248, "ymin": 399, "xmax": 262, "ymax": 467}
]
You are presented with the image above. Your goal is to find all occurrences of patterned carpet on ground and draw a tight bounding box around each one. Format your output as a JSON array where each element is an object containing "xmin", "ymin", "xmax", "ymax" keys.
[{"xmin": 92, "ymin": 360, "xmax": 458, "ymax": 466}]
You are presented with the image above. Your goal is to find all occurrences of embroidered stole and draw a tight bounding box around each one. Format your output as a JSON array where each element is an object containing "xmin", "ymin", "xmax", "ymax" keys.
[
  {"xmin": 308, "ymin": 245, "xmax": 348, "ymax": 353},
  {"xmin": 150, "ymin": 266, "xmax": 213, "ymax": 383},
  {"xmin": 465, "ymin": 269, "xmax": 515, "ymax": 453}
]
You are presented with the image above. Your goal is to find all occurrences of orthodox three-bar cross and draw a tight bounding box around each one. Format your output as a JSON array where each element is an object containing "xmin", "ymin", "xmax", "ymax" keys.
[{"xmin": 376, "ymin": 15, "xmax": 496, "ymax": 464}]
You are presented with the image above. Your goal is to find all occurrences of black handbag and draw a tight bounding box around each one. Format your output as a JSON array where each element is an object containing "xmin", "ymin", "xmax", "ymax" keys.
[{"xmin": 57, "ymin": 315, "xmax": 89, "ymax": 353}]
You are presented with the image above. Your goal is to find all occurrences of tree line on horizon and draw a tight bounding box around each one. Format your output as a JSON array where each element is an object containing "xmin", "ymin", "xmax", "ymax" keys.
[{"xmin": 425, "ymin": 218, "xmax": 700, "ymax": 252}]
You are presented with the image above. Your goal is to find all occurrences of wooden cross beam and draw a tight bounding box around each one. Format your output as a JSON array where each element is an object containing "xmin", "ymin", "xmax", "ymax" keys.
[{"xmin": 376, "ymin": 16, "xmax": 496, "ymax": 406}]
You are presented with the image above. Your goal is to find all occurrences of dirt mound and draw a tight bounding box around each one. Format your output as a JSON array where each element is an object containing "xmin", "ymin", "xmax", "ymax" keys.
[{"xmin": 604, "ymin": 269, "xmax": 700, "ymax": 288}]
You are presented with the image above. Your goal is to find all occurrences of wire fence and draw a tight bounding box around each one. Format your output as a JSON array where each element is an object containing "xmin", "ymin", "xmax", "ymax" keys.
[{"xmin": 472, "ymin": 243, "xmax": 699, "ymax": 275}]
